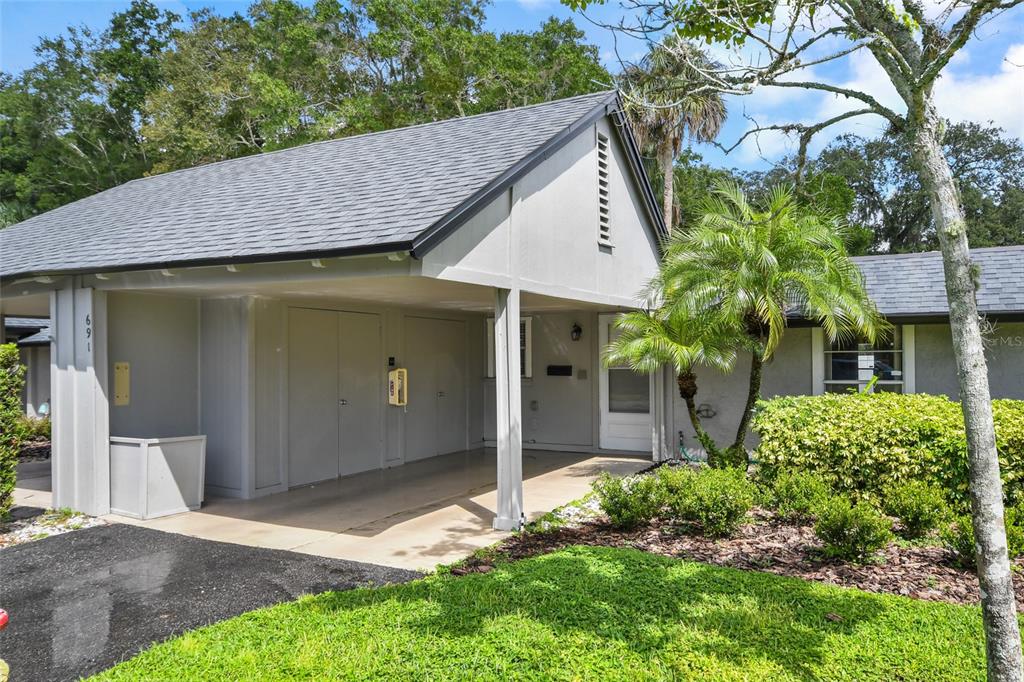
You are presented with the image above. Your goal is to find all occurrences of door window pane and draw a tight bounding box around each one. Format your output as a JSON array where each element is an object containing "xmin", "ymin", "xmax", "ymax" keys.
[{"xmin": 608, "ymin": 368, "xmax": 650, "ymax": 413}]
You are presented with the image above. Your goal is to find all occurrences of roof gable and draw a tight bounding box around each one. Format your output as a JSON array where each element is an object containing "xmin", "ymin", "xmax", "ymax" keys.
[{"xmin": 1, "ymin": 91, "xmax": 662, "ymax": 280}]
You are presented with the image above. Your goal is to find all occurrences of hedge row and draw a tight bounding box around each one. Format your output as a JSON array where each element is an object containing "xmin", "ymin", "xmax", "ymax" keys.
[
  {"xmin": 1, "ymin": 343, "xmax": 26, "ymax": 519},
  {"xmin": 753, "ymin": 392, "xmax": 1024, "ymax": 510}
]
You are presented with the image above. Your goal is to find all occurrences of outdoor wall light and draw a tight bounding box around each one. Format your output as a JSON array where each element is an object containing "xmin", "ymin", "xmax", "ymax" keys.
[{"xmin": 570, "ymin": 323, "xmax": 583, "ymax": 342}]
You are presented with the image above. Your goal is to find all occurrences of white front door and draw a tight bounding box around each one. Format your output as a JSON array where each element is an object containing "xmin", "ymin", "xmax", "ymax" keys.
[{"xmin": 598, "ymin": 313, "xmax": 653, "ymax": 451}]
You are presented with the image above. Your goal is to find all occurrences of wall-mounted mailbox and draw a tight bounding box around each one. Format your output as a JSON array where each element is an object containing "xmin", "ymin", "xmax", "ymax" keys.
[
  {"xmin": 388, "ymin": 368, "xmax": 408, "ymax": 406},
  {"xmin": 546, "ymin": 365, "xmax": 573, "ymax": 377},
  {"xmin": 114, "ymin": 362, "xmax": 130, "ymax": 406}
]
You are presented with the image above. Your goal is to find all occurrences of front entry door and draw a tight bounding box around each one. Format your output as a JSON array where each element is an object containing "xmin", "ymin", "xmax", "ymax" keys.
[
  {"xmin": 598, "ymin": 313, "xmax": 652, "ymax": 451},
  {"xmin": 404, "ymin": 317, "xmax": 467, "ymax": 462},
  {"xmin": 288, "ymin": 308, "xmax": 382, "ymax": 487}
]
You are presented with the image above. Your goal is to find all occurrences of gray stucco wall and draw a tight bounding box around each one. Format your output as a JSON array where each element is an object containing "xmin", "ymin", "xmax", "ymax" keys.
[
  {"xmin": 107, "ymin": 291, "xmax": 199, "ymax": 439},
  {"xmin": 483, "ymin": 311, "xmax": 598, "ymax": 448},
  {"xmin": 19, "ymin": 345, "xmax": 50, "ymax": 417},
  {"xmin": 200, "ymin": 297, "xmax": 248, "ymax": 494},
  {"xmin": 917, "ymin": 322, "xmax": 1024, "ymax": 399},
  {"xmin": 420, "ymin": 116, "xmax": 661, "ymax": 309},
  {"xmin": 673, "ymin": 327, "xmax": 814, "ymax": 449}
]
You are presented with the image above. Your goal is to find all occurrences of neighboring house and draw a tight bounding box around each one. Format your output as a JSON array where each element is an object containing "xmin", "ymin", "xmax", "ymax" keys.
[
  {"xmin": 675, "ymin": 246, "xmax": 1024, "ymax": 451},
  {"xmin": 0, "ymin": 91, "xmax": 669, "ymax": 526},
  {"xmin": 2, "ymin": 316, "xmax": 51, "ymax": 418}
]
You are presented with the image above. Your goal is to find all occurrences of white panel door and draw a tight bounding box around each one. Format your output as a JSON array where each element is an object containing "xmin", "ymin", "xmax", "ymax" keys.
[
  {"xmin": 338, "ymin": 311, "xmax": 383, "ymax": 476},
  {"xmin": 598, "ymin": 313, "xmax": 652, "ymax": 451},
  {"xmin": 288, "ymin": 308, "xmax": 340, "ymax": 486},
  {"xmin": 404, "ymin": 317, "xmax": 467, "ymax": 461}
]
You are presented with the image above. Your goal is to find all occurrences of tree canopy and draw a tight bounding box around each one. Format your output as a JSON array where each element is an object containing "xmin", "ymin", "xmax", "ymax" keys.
[{"xmin": 0, "ymin": 0, "xmax": 610, "ymax": 224}]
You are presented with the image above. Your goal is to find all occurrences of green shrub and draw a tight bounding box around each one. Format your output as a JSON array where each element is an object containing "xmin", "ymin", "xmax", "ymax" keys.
[
  {"xmin": 753, "ymin": 393, "xmax": 1024, "ymax": 510},
  {"xmin": 882, "ymin": 480, "xmax": 948, "ymax": 539},
  {"xmin": 16, "ymin": 414, "xmax": 50, "ymax": 441},
  {"xmin": 942, "ymin": 509, "xmax": 1024, "ymax": 569},
  {"xmin": 592, "ymin": 473, "xmax": 663, "ymax": 529},
  {"xmin": 0, "ymin": 343, "xmax": 26, "ymax": 519},
  {"xmin": 814, "ymin": 496, "xmax": 893, "ymax": 562},
  {"xmin": 771, "ymin": 470, "xmax": 831, "ymax": 522},
  {"xmin": 661, "ymin": 466, "xmax": 755, "ymax": 537}
]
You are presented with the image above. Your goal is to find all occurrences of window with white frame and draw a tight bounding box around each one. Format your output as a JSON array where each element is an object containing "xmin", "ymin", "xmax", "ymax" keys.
[
  {"xmin": 486, "ymin": 317, "xmax": 532, "ymax": 378},
  {"xmin": 818, "ymin": 325, "xmax": 915, "ymax": 394},
  {"xmin": 596, "ymin": 132, "xmax": 612, "ymax": 247}
]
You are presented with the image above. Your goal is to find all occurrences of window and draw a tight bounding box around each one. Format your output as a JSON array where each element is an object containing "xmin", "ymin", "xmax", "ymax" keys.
[
  {"xmin": 818, "ymin": 325, "xmax": 915, "ymax": 394},
  {"xmin": 597, "ymin": 132, "xmax": 612, "ymax": 247},
  {"xmin": 486, "ymin": 317, "xmax": 532, "ymax": 378}
]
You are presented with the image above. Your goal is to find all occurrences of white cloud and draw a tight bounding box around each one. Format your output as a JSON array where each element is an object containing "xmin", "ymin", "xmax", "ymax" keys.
[
  {"xmin": 727, "ymin": 41, "xmax": 1023, "ymax": 164},
  {"xmin": 934, "ymin": 44, "xmax": 1024, "ymax": 139}
]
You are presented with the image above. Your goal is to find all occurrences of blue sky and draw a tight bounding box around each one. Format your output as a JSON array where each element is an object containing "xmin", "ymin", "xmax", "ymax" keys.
[{"xmin": 2, "ymin": 0, "xmax": 1022, "ymax": 171}]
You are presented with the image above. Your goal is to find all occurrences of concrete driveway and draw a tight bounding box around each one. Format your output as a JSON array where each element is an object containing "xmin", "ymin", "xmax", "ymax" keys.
[
  {"xmin": 110, "ymin": 449, "xmax": 648, "ymax": 571},
  {"xmin": 0, "ymin": 524, "xmax": 419, "ymax": 682}
]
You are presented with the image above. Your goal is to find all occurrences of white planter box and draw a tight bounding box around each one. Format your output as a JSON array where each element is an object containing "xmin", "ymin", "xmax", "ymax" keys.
[{"xmin": 109, "ymin": 435, "xmax": 206, "ymax": 519}]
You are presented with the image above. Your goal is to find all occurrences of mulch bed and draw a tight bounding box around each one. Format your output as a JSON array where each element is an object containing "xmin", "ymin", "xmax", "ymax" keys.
[{"xmin": 459, "ymin": 509, "xmax": 1024, "ymax": 611}]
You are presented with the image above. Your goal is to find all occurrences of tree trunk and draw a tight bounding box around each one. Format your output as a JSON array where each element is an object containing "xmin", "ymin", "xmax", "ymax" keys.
[
  {"xmin": 729, "ymin": 344, "xmax": 763, "ymax": 468},
  {"xmin": 677, "ymin": 371, "xmax": 720, "ymax": 466},
  {"xmin": 911, "ymin": 104, "xmax": 1023, "ymax": 682},
  {"xmin": 659, "ymin": 139, "xmax": 674, "ymax": 231}
]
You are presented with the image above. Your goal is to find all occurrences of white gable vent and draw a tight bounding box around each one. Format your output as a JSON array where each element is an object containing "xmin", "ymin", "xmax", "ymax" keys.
[{"xmin": 597, "ymin": 132, "xmax": 612, "ymax": 247}]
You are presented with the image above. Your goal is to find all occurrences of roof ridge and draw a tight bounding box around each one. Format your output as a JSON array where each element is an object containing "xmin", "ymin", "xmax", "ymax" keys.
[
  {"xmin": 853, "ymin": 244, "xmax": 1024, "ymax": 261},
  {"xmin": 120, "ymin": 90, "xmax": 618, "ymax": 189}
]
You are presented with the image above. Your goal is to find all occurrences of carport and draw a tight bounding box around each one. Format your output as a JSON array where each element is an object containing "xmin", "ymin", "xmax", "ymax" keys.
[{"xmin": 0, "ymin": 91, "xmax": 670, "ymax": 544}]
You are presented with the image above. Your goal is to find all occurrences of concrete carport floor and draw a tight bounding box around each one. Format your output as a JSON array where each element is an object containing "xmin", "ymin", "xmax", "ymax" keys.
[{"xmin": 107, "ymin": 449, "xmax": 649, "ymax": 571}]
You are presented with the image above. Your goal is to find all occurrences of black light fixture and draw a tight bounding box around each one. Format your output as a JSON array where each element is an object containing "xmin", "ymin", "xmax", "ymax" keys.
[{"xmin": 570, "ymin": 322, "xmax": 583, "ymax": 342}]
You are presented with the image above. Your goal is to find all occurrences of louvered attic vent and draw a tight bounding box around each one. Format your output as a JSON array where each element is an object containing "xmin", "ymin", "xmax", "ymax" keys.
[{"xmin": 597, "ymin": 132, "xmax": 611, "ymax": 246}]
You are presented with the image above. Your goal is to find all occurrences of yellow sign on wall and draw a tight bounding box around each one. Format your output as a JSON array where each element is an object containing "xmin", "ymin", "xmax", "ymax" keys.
[
  {"xmin": 388, "ymin": 368, "xmax": 407, "ymax": 406},
  {"xmin": 114, "ymin": 362, "xmax": 130, "ymax": 406}
]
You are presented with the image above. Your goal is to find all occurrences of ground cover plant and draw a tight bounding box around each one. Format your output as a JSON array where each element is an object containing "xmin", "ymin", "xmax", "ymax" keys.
[{"xmin": 93, "ymin": 545, "xmax": 992, "ymax": 681}]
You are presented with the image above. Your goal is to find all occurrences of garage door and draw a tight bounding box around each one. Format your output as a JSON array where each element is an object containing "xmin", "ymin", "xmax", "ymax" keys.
[
  {"xmin": 404, "ymin": 317, "xmax": 467, "ymax": 462},
  {"xmin": 288, "ymin": 308, "xmax": 383, "ymax": 487}
]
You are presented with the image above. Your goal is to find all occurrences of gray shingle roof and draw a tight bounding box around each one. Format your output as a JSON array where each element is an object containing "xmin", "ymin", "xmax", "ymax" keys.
[
  {"xmin": 16, "ymin": 328, "xmax": 51, "ymax": 346},
  {"xmin": 3, "ymin": 317, "xmax": 49, "ymax": 331},
  {"xmin": 1, "ymin": 91, "xmax": 625, "ymax": 279},
  {"xmin": 853, "ymin": 245, "xmax": 1024, "ymax": 317}
]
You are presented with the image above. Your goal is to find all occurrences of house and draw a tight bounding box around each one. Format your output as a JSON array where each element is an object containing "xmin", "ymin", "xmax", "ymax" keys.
[
  {"xmin": 675, "ymin": 245, "xmax": 1024, "ymax": 451},
  {"xmin": 2, "ymin": 316, "xmax": 51, "ymax": 418},
  {"xmin": 0, "ymin": 91, "xmax": 670, "ymax": 527}
]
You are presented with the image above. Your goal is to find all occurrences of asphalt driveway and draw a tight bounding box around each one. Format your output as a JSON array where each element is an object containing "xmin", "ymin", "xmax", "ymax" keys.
[{"xmin": 0, "ymin": 523, "xmax": 421, "ymax": 682}]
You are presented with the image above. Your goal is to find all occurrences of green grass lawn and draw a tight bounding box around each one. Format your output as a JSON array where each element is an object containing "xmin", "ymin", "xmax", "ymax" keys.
[{"xmin": 94, "ymin": 546, "xmax": 988, "ymax": 681}]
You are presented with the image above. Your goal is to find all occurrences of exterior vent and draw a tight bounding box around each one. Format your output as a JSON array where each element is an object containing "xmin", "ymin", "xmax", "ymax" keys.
[{"xmin": 597, "ymin": 132, "xmax": 611, "ymax": 246}]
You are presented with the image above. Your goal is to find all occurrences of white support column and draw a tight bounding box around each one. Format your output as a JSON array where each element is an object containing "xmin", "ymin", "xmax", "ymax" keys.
[
  {"xmin": 51, "ymin": 280, "xmax": 110, "ymax": 515},
  {"xmin": 493, "ymin": 286, "xmax": 523, "ymax": 531},
  {"xmin": 651, "ymin": 368, "xmax": 669, "ymax": 462}
]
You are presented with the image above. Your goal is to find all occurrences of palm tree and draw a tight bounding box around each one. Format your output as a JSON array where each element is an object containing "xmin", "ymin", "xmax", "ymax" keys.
[
  {"xmin": 608, "ymin": 181, "xmax": 887, "ymax": 467},
  {"xmin": 622, "ymin": 36, "xmax": 727, "ymax": 230},
  {"xmin": 605, "ymin": 304, "xmax": 743, "ymax": 467}
]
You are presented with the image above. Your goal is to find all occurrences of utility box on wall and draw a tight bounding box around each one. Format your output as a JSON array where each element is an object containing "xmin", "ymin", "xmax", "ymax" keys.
[{"xmin": 109, "ymin": 435, "xmax": 206, "ymax": 519}]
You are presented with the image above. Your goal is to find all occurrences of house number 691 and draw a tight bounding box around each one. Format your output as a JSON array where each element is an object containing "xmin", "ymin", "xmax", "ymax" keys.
[{"xmin": 85, "ymin": 314, "xmax": 92, "ymax": 352}]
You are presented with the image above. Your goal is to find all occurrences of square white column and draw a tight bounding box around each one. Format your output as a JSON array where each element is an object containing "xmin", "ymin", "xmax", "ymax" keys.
[{"xmin": 493, "ymin": 287, "xmax": 523, "ymax": 530}]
